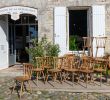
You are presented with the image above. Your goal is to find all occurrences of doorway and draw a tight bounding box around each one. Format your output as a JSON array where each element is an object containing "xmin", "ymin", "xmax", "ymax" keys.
[
  {"xmin": 8, "ymin": 14, "xmax": 38, "ymax": 63},
  {"xmin": 69, "ymin": 10, "xmax": 87, "ymax": 51}
]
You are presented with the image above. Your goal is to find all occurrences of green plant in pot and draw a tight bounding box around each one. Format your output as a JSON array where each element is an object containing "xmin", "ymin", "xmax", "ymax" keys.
[
  {"xmin": 69, "ymin": 35, "xmax": 78, "ymax": 51},
  {"xmin": 25, "ymin": 35, "xmax": 60, "ymax": 66}
]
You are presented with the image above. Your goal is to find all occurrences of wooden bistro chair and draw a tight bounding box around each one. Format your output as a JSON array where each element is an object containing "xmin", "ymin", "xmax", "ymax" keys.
[
  {"xmin": 63, "ymin": 54, "xmax": 80, "ymax": 86},
  {"xmin": 82, "ymin": 37, "xmax": 94, "ymax": 57},
  {"xmin": 94, "ymin": 36, "xmax": 107, "ymax": 58},
  {"xmin": 32, "ymin": 57, "xmax": 45, "ymax": 85},
  {"xmin": 93, "ymin": 58, "xmax": 108, "ymax": 86},
  {"xmin": 79, "ymin": 56, "xmax": 94, "ymax": 88},
  {"xmin": 12, "ymin": 63, "xmax": 33, "ymax": 98},
  {"xmin": 44, "ymin": 56, "xmax": 54, "ymax": 81},
  {"xmin": 45, "ymin": 57, "xmax": 63, "ymax": 84}
]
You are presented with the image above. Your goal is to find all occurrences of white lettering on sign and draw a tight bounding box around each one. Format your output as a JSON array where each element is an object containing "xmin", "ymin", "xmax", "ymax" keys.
[{"xmin": 0, "ymin": 6, "xmax": 37, "ymax": 20}]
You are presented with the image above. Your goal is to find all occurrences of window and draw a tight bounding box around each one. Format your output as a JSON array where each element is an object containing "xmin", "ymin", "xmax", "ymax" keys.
[{"xmin": 69, "ymin": 10, "xmax": 87, "ymax": 51}]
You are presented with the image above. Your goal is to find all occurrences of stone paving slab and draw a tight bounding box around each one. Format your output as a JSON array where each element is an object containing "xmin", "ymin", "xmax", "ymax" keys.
[{"xmin": 0, "ymin": 65, "xmax": 110, "ymax": 99}]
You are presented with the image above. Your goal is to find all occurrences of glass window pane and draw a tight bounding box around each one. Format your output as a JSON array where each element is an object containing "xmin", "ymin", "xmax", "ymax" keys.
[
  {"xmin": 29, "ymin": 15, "xmax": 35, "ymax": 23},
  {"xmin": 22, "ymin": 15, "xmax": 28, "ymax": 24}
]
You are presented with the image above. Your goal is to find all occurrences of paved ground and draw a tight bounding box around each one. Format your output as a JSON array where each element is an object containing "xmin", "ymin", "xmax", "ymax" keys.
[{"xmin": 0, "ymin": 64, "xmax": 110, "ymax": 100}]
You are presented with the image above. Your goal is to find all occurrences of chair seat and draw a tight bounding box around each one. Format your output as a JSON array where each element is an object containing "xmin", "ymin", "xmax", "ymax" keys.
[
  {"xmin": 84, "ymin": 46, "xmax": 91, "ymax": 48},
  {"xmin": 14, "ymin": 76, "xmax": 30, "ymax": 82},
  {"xmin": 64, "ymin": 68, "xmax": 78, "ymax": 72},
  {"xmin": 80, "ymin": 67, "xmax": 93, "ymax": 70},
  {"xmin": 48, "ymin": 69, "xmax": 61, "ymax": 72},
  {"xmin": 33, "ymin": 68, "xmax": 44, "ymax": 72},
  {"xmin": 80, "ymin": 69, "xmax": 93, "ymax": 73},
  {"xmin": 94, "ymin": 68, "xmax": 106, "ymax": 72}
]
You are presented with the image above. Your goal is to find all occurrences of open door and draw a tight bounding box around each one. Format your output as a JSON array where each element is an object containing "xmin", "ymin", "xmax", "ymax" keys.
[
  {"xmin": 87, "ymin": 7, "xmax": 92, "ymax": 37},
  {"xmin": 0, "ymin": 15, "xmax": 8, "ymax": 69},
  {"xmin": 54, "ymin": 7, "xmax": 67, "ymax": 56},
  {"xmin": 9, "ymin": 20, "xmax": 16, "ymax": 66}
]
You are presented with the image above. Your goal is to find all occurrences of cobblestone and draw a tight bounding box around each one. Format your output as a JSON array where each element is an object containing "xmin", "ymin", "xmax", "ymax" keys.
[{"xmin": 0, "ymin": 66, "xmax": 110, "ymax": 100}]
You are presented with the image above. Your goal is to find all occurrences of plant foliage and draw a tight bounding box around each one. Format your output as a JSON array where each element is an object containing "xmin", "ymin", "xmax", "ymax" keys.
[
  {"xmin": 25, "ymin": 35, "xmax": 60, "ymax": 64},
  {"xmin": 69, "ymin": 35, "xmax": 78, "ymax": 50}
]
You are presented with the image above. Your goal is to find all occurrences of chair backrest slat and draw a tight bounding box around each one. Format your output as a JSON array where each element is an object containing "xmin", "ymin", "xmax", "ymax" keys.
[
  {"xmin": 53, "ymin": 57, "xmax": 64, "ymax": 69},
  {"xmin": 35, "ymin": 57, "xmax": 45, "ymax": 69},
  {"xmin": 23, "ymin": 63, "xmax": 33, "ymax": 79},
  {"xmin": 64, "ymin": 54, "xmax": 79, "ymax": 69}
]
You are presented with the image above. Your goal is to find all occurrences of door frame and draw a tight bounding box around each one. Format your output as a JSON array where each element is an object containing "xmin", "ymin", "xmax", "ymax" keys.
[
  {"xmin": 9, "ymin": 19, "xmax": 38, "ymax": 63},
  {"xmin": 67, "ymin": 6, "xmax": 91, "ymax": 55}
]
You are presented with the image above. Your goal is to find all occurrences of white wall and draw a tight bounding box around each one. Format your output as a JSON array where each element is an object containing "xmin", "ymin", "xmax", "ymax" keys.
[{"xmin": 0, "ymin": 15, "xmax": 9, "ymax": 70}]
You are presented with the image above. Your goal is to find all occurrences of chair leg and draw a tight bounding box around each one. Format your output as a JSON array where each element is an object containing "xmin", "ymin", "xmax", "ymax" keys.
[
  {"xmin": 90, "ymin": 48, "xmax": 93, "ymax": 57},
  {"xmin": 53, "ymin": 73, "xmax": 57, "ymax": 82},
  {"xmin": 86, "ymin": 74, "xmax": 88, "ymax": 88},
  {"xmin": 72, "ymin": 72, "xmax": 74, "ymax": 86},
  {"xmin": 91, "ymin": 73, "xmax": 94, "ymax": 84},
  {"xmin": 59, "ymin": 72, "xmax": 62, "ymax": 84},
  {"xmin": 20, "ymin": 82, "xmax": 23, "ymax": 99},
  {"xmin": 45, "ymin": 74, "xmax": 49, "ymax": 83},
  {"xmin": 64, "ymin": 71, "xmax": 69, "ymax": 81},
  {"xmin": 11, "ymin": 80, "xmax": 16, "ymax": 94},
  {"xmin": 63, "ymin": 71, "xmax": 67, "ymax": 81},
  {"xmin": 41, "ymin": 71, "xmax": 45, "ymax": 84},
  {"xmin": 95, "ymin": 47, "xmax": 98, "ymax": 57},
  {"xmin": 77, "ymin": 72, "xmax": 80, "ymax": 83},
  {"xmin": 27, "ymin": 80, "xmax": 32, "ymax": 93},
  {"xmin": 45, "ymin": 70, "xmax": 49, "ymax": 83},
  {"xmin": 83, "ymin": 47, "xmax": 85, "ymax": 56},
  {"xmin": 36, "ymin": 72, "xmax": 39, "ymax": 85},
  {"xmin": 100, "ymin": 72, "xmax": 102, "ymax": 86},
  {"xmin": 22, "ymin": 83, "xmax": 25, "ymax": 92}
]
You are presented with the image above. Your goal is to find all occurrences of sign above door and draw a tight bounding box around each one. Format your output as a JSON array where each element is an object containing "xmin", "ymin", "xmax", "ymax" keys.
[{"xmin": 0, "ymin": 6, "xmax": 38, "ymax": 20}]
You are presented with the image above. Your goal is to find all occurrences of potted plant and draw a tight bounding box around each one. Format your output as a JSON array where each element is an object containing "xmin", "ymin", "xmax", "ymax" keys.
[
  {"xmin": 25, "ymin": 35, "xmax": 60, "ymax": 65},
  {"xmin": 69, "ymin": 35, "xmax": 78, "ymax": 51}
]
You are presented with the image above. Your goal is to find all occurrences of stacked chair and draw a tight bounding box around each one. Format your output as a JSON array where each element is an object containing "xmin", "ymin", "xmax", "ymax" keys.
[
  {"xmin": 94, "ymin": 36, "xmax": 107, "ymax": 57},
  {"xmin": 82, "ymin": 37, "xmax": 94, "ymax": 57},
  {"xmin": 93, "ymin": 36, "xmax": 108, "ymax": 86},
  {"xmin": 82, "ymin": 36, "xmax": 108, "ymax": 87}
]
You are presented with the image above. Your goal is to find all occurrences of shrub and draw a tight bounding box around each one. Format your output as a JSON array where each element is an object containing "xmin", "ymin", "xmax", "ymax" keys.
[{"xmin": 25, "ymin": 35, "xmax": 60, "ymax": 64}]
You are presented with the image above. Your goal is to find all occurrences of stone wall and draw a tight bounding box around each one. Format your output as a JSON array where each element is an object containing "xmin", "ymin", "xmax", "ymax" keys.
[{"xmin": 0, "ymin": 0, "xmax": 110, "ymax": 52}]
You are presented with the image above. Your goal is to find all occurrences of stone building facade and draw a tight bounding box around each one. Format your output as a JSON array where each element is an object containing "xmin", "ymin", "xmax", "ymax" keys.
[{"xmin": 0, "ymin": 0, "xmax": 110, "ymax": 69}]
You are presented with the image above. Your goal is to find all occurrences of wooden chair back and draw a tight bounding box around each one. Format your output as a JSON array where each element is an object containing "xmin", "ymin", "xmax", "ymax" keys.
[
  {"xmin": 80, "ymin": 56, "xmax": 94, "ymax": 70},
  {"xmin": 95, "ymin": 36, "xmax": 107, "ymax": 48},
  {"xmin": 83, "ymin": 37, "xmax": 93, "ymax": 48},
  {"xmin": 35, "ymin": 57, "xmax": 45, "ymax": 69},
  {"xmin": 83, "ymin": 37, "xmax": 93, "ymax": 56},
  {"xmin": 44, "ymin": 56, "xmax": 54, "ymax": 68},
  {"xmin": 64, "ymin": 54, "xmax": 79, "ymax": 69},
  {"xmin": 94, "ymin": 36, "xmax": 107, "ymax": 57},
  {"xmin": 108, "ymin": 56, "xmax": 110, "ymax": 69},
  {"xmin": 23, "ymin": 63, "xmax": 33, "ymax": 79},
  {"xmin": 94, "ymin": 58, "xmax": 108, "ymax": 71},
  {"xmin": 51, "ymin": 57, "xmax": 63, "ymax": 69}
]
